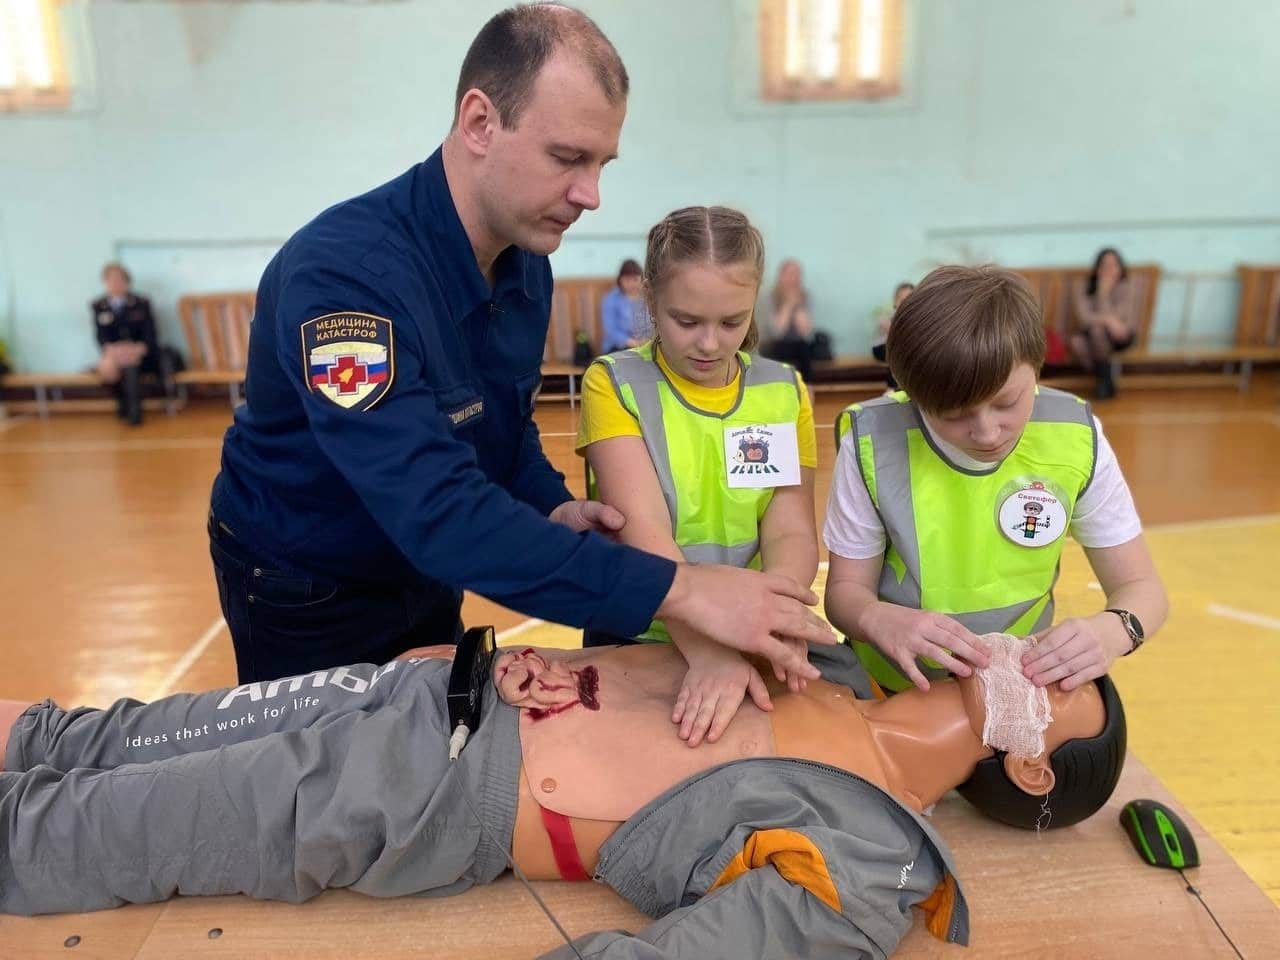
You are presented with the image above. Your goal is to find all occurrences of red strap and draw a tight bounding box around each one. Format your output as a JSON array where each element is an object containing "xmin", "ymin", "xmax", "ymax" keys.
[{"xmin": 538, "ymin": 804, "xmax": 590, "ymax": 881}]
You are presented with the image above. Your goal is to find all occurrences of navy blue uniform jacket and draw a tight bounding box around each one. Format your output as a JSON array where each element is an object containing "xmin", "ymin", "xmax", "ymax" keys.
[{"xmin": 211, "ymin": 148, "xmax": 674, "ymax": 637}]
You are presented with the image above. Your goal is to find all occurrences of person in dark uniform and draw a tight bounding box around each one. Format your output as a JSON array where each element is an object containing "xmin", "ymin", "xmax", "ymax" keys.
[
  {"xmin": 207, "ymin": 4, "xmax": 835, "ymax": 686},
  {"xmin": 91, "ymin": 262, "xmax": 158, "ymax": 426}
]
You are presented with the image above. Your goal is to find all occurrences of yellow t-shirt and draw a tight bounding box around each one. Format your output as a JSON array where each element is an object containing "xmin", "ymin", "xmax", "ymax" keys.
[{"xmin": 575, "ymin": 345, "xmax": 818, "ymax": 468}]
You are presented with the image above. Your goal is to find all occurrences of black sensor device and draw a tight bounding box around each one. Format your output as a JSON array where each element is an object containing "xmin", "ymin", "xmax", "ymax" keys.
[{"xmin": 447, "ymin": 625, "xmax": 496, "ymax": 734}]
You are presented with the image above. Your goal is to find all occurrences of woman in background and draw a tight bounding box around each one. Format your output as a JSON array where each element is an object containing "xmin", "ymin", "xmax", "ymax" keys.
[
  {"xmin": 1071, "ymin": 247, "xmax": 1136, "ymax": 400},
  {"xmin": 599, "ymin": 258, "xmax": 647, "ymax": 354},
  {"xmin": 763, "ymin": 258, "xmax": 815, "ymax": 384}
]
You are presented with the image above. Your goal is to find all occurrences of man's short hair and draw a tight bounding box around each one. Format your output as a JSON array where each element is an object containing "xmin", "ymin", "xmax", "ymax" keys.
[
  {"xmin": 957, "ymin": 675, "xmax": 1127, "ymax": 830},
  {"xmin": 454, "ymin": 3, "xmax": 629, "ymax": 129},
  {"xmin": 885, "ymin": 265, "xmax": 1045, "ymax": 414},
  {"xmin": 101, "ymin": 261, "xmax": 131, "ymax": 285}
]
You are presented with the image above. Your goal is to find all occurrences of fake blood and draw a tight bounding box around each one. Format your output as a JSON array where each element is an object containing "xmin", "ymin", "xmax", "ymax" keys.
[
  {"xmin": 527, "ymin": 665, "xmax": 601, "ymax": 722},
  {"xmin": 527, "ymin": 702, "xmax": 577, "ymax": 722},
  {"xmin": 577, "ymin": 665, "xmax": 600, "ymax": 710}
]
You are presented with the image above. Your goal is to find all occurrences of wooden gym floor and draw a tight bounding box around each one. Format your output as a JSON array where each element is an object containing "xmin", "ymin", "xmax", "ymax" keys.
[{"xmin": 0, "ymin": 374, "xmax": 1278, "ymax": 955}]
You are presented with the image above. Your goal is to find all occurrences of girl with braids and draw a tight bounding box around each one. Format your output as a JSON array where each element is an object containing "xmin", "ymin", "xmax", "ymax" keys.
[{"xmin": 576, "ymin": 206, "xmax": 821, "ymax": 747}]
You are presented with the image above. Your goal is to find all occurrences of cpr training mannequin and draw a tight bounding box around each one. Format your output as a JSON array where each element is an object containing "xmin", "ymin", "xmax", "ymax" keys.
[{"xmin": 0, "ymin": 635, "xmax": 1124, "ymax": 959}]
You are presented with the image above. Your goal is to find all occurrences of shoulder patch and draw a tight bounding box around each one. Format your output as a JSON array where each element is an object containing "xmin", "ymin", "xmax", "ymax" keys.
[{"xmin": 301, "ymin": 312, "xmax": 394, "ymax": 412}]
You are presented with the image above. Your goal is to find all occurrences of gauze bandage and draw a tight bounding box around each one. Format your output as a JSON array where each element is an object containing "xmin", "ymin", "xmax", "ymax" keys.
[{"xmin": 976, "ymin": 632, "xmax": 1052, "ymax": 759}]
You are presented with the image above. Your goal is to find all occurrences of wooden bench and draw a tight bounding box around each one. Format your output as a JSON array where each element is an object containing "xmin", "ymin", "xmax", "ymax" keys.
[
  {"xmin": 169, "ymin": 282, "xmax": 615, "ymax": 411},
  {"xmin": 1016, "ymin": 263, "xmax": 1280, "ymax": 391},
  {"xmin": 809, "ymin": 356, "xmax": 890, "ymax": 388},
  {"xmin": 546, "ymin": 277, "xmax": 899, "ymax": 401},
  {"xmin": 0, "ymin": 290, "xmax": 253, "ymax": 418},
  {"xmin": 1014, "ymin": 264, "xmax": 1163, "ymax": 353},
  {"xmin": 803, "ymin": 267, "xmax": 1162, "ymax": 397},
  {"xmin": 1109, "ymin": 265, "xmax": 1280, "ymax": 389},
  {"xmin": 173, "ymin": 292, "xmax": 254, "ymax": 408},
  {"xmin": 1107, "ymin": 267, "xmax": 1280, "ymax": 390},
  {"xmin": 0, "ymin": 371, "xmax": 177, "ymax": 418},
  {"xmin": 541, "ymin": 276, "xmax": 617, "ymax": 408},
  {"xmin": 0, "ymin": 371, "xmax": 109, "ymax": 418}
]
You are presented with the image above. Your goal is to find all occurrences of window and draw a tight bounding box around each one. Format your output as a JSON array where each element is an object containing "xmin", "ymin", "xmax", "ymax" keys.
[
  {"xmin": 0, "ymin": 0, "xmax": 70, "ymax": 111},
  {"xmin": 759, "ymin": 0, "xmax": 903, "ymax": 102}
]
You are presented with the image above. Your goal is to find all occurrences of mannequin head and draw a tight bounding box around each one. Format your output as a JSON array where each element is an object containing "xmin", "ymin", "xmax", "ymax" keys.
[{"xmin": 956, "ymin": 674, "xmax": 1126, "ymax": 829}]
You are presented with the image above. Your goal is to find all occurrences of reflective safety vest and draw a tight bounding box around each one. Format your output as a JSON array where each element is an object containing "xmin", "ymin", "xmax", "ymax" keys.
[
  {"xmin": 834, "ymin": 387, "xmax": 1096, "ymax": 691},
  {"xmin": 598, "ymin": 343, "xmax": 802, "ymax": 641}
]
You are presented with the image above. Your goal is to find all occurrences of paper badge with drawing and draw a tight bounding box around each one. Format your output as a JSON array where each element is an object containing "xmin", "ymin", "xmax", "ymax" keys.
[
  {"xmin": 997, "ymin": 479, "xmax": 1068, "ymax": 547},
  {"xmin": 723, "ymin": 422, "xmax": 801, "ymax": 489}
]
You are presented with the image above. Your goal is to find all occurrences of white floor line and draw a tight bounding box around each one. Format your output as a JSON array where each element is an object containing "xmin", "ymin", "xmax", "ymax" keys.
[
  {"xmin": 496, "ymin": 618, "xmax": 546, "ymax": 643},
  {"xmin": 152, "ymin": 617, "xmax": 227, "ymax": 700},
  {"xmin": 1145, "ymin": 513, "xmax": 1280, "ymax": 534},
  {"xmin": 1087, "ymin": 581, "xmax": 1102, "ymax": 591},
  {"xmin": 1206, "ymin": 603, "xmax": 1280, "ymax": 632}
]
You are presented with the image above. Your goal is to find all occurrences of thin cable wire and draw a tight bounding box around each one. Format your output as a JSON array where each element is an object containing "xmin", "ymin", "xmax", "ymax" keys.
[
  {"xmin": 452, "ymin": 752, "xmax": 587, "ymax": 960},
  {"xmin": 1177, "ymin": 869, "xmax": 1245, "ymax": 960}
]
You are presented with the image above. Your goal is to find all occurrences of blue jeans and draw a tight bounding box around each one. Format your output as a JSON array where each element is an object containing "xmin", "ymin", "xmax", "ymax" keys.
[{"xmin": 208, "ymin": 515, "xmax": 462, "ymax": 683}]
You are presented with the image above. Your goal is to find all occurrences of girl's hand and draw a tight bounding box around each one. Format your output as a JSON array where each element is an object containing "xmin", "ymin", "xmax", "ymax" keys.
[{"xmin": 672, "ymin": 644, "xmax": 772, "ymax": 747}]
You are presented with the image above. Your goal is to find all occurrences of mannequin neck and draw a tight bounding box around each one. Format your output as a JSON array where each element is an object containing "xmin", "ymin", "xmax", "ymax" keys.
[{"xmin": 863, "ymin": 682, "xmax": 994, "ymax": 811}]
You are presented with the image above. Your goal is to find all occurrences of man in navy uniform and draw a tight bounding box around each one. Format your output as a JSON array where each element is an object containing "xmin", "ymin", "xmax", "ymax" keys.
[
  {"xmin": 92, "ymin": 262, "xmax": 159, "ymax": 426},
  {"xmin": 208, "ymin": 4, "xmax": 833, "ymax": 684}
]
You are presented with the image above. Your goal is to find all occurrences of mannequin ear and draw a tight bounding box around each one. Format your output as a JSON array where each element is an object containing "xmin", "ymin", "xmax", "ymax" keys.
[{"xmin": 1002, "ymin": 753, "xmax": 1056, "ymax": 797}]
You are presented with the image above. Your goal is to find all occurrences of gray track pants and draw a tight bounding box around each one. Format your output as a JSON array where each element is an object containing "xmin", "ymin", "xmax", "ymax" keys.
[{"xmin": 0, "ymin": 658, "xmax": 520, "ymax": 915}]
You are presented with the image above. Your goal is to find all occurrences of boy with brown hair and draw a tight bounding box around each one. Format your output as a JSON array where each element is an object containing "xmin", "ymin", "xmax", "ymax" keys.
[{"xmin": 824, "ymin": 265, "xmax": 1167, "ymax": 695}]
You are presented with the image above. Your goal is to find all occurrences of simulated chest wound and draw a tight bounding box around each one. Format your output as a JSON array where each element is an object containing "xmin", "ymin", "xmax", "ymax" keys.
[{"xmin": 497, "ymin": 648, "xmax": 601, "ymax": 721}]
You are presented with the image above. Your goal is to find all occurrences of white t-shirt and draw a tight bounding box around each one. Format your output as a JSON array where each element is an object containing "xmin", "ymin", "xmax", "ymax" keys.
[{"xmin": 823, "ymin": 414, "xmax": 1142, "ymax": 560}]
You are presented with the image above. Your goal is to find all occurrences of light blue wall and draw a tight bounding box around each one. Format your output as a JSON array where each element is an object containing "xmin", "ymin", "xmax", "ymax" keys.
[{"xmin": 2, "ymin": 0, "xmax": 1278, "ymax": 370}]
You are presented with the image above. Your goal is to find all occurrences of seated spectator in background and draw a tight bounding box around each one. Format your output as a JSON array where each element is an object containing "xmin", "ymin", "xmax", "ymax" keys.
[
  {"xmin": 599, "ymin": 258, "xmax": 647, "ymax": 354},
  {"xmin": 92, "ymin": 262, "xmax": 158, "ymax": 426},
  {"xmin": 872, "ymin": 281, "xmax": 914, "ymax": 391},
  {"xmin": 762, "ymin": 258, "xmax": 815, "ymax": 384},
  {"xmin": 1071, "ymin": 247, "xmax": 1136, "ymax": 400}
]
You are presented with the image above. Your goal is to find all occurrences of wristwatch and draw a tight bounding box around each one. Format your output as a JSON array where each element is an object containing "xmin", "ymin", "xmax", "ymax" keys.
[{"xmin": 1106, "ymin": 608, "xmax": 1145, "ymax": 655}]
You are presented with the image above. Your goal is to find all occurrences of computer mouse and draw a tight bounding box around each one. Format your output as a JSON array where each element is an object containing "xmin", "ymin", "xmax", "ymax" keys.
[{"xmin": 1120, "ymin": 798, "xmax": 1200, "ymax": 869}]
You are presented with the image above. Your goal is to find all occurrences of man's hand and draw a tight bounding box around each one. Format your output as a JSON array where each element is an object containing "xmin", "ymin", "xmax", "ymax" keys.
[
  {"xmin": 658, "ymin": 565, "xmax": 836, "ymax": 681},
  {"xmin": 856, "ymin": 602, "xmax": 990, "ymax": 691},
  {"xmin": 672, "ymin": 642, "xmax": 772, "ymax": 747},
  {"xmin": 1022, "ymin": 613, "xmax": 1129, "ymax": 691},
  {"xmin": 549, "ymin": 499, "xmax": 626, "ymax": 537}
]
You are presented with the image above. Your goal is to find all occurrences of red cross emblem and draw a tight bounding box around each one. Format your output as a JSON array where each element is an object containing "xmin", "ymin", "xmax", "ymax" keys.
[{"xmin": 327, "ymin": 355, "xmax": 368, "ymax": 394}]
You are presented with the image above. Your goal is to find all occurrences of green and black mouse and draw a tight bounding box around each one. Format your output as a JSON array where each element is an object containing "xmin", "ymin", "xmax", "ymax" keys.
[{"xmin": 1120, "ymin": 798, "xmax": 1200, "ymax": 869}]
